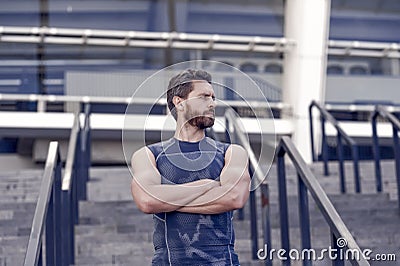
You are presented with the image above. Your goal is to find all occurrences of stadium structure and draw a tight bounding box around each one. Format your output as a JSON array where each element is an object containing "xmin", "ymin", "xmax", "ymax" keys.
[{"xmin": 0, "ymin": 0, "xmax": 399, "ymax": 265}]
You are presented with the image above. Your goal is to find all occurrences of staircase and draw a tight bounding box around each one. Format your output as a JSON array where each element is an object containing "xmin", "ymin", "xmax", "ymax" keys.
[
  {"xmin": 0, "ymin": 169, "xmax": 43, "ymax": 266},
  {"xmin": 72, "ymin": 161, "xmax": 399, "ymax": 266},
  {"xmin": 0, "ymin": 161, "xmax": 397, "ymax": 265},
  {"xmin": 265, "ymin": 161, "xmax": 400, "ymax": 265}
]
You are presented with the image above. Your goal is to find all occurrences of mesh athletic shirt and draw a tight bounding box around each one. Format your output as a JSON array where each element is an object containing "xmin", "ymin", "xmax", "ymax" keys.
[{"xmin": 147, "ymin": 137, "xmax": 240, "ymax": 266}]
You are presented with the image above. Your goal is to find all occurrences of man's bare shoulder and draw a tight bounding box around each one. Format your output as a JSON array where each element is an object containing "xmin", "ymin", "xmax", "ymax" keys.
[
  {"xmin": 225, "ymin": 144, "xmax": 248, "ymax": 157},
  {"xmin": 131, "ymin": 146, "xmax": 155, "ymax": 167}
]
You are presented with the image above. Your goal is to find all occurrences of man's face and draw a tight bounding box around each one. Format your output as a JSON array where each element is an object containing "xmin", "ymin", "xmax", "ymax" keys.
[{"xmin": 183, "ymin": 81, "xmax": 216, "ymax": 129}]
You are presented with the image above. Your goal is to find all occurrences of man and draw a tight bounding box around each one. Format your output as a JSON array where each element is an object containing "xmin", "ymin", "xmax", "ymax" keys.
[{"xmin": 130, "ymin": 69, "xmax": 250, "ymax": 265}]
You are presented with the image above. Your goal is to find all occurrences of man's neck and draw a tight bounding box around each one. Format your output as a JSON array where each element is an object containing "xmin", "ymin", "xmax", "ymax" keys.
[{"xmin": 174, "ymin": 122, "xmax": 205, "ymax": 142}]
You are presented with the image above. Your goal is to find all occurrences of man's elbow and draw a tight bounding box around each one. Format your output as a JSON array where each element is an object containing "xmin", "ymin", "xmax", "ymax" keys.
[
  {"xmin": 231, "ymin": 176, "xmax": 250, "ymax": 209},
  {"xmin": 229, "ymin": 188, "xmax": 249, "ymax": 210},
  {"xmin": 131, "ymin": 180, "xmax": 157, "ymax": 214},
  {"xmin": 136, "ymin": 196, "xmax": 157, "ymax": 214}
]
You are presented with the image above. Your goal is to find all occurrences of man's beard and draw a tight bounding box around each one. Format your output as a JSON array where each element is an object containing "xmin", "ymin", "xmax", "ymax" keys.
[
  {"xmin": 186, "ymin": 109, "xmax": 215, "ymax": 129},
  {"xmin": 188, "ymin": 116, "xmax": 215, "ymax": 129}
]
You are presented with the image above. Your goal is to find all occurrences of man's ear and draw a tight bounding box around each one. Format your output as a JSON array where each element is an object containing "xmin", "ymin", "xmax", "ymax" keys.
[{"xmin": 173, "ymin": 96, "xmax": 184, "ymax": 111}]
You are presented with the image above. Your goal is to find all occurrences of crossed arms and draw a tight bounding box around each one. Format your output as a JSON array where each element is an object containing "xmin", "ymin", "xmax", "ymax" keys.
[{"xmin": 130, "ymin": 144, "xmax": 250, "ymax": 214}]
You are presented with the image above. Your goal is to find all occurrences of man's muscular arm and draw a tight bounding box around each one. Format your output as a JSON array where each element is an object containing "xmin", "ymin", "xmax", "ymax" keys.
[
  {"xmin": 176, "ymin": 144, "xmax": 250, "ymax": 214},
  {"xmin": 130, "ymin": 147, "xmax": 219, "ymax": 214}
]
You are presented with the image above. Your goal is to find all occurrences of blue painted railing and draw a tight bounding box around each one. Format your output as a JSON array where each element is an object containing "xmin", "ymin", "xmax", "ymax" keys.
[
  {"xmin": 309, "ymin": 101, "xmax": 361, "ymax": 193},
  {"xmin": 222, "ymin": 108, "xmax": 369, "ymax": 265},
  {"xmin": 24, "ymin": 142, "xmax": 63, "ymax": 265},
  {"xmin": 371, "ymin": 105, "xmax": 400, "ymax": 208},
  {"xmin": 224, "ymin": 108, "xmax": 265, "ymax": 261},
  {"xmin": 24, "ymin": 105, "xmax": 91, "ymax": 265},
  {"xmin": 276, "ymin": 136, "xmax": 369, "ymax": 266}
]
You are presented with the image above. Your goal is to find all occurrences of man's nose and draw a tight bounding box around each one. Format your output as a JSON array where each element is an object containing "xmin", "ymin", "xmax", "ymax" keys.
[{"xmin": 208, "ymin": 98, "xmax": 216, "ymax": 109}]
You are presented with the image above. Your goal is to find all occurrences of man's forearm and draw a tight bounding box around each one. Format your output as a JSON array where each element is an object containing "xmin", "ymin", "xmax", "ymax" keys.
[
  {"xmin": 176, "ymin": 189, "xmax": 233, "ymax": 214},
  {"xmin": 139, "ymin": 179, "xmax": 220, "ymax": 213},
  {"xmin": 176, "ymin": 183, "xmax": 243, "ymax": 214}
]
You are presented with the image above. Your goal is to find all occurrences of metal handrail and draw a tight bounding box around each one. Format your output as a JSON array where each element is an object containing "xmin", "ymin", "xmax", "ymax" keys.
[
  {"xmin": 24, "ymin": 142, "xmax": 62, "ymax": 265},
  {"xmin": 24, "ymin": 105, "xmax": 91, "ymax": 266},
  {"xmin": 1, "ymin": 26, "xmax": 400, "ymax": 58},
  {"xmin": 224, "ymin": 108, "xmax": 269, "ymax": 261},
  {"xmin": 223, "ymin": 109, "xmax": 369, "ymax": 265},
  {"xmin": 324, "ymin": 103, "xmax": 400, "ymax": 113},
  {"xmin": 59, "ymin": 112, "xmax": 80, "ymax": 266},
  {"xmin": 277, "ymin": 137, "xmax": 370, "ymax": 266},
  {"xmin": 60, "ymin": 103, "xmax": 91, "ymax": 265},
  {"xmin": 0, "ymin": 26, "xmax": 290, "ymax": 53},
  {"xmin": 371, "ymin": 105, "xmax": 400, "ymax": 208},
  {"xmin": 309, "ymin": 100, "xmax": 361, "ymax": 193}
]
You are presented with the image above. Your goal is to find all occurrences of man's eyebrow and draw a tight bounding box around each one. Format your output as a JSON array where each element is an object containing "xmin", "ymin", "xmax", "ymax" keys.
[{"xmin": 200, "ymin": 92, "xmax": 215, "ymax": 97}]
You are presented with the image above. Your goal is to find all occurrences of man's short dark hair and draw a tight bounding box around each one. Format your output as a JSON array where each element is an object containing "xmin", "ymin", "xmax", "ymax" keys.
[{"xmin": 166, "ymin": 69, "xmax": 212, "ymax": 120}]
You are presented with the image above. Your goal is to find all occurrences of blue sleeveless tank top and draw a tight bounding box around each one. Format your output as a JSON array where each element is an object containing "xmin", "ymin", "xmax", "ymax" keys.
[{"xmin": 147, "ymin": 137, "xmax": 240, "ymax": 265}]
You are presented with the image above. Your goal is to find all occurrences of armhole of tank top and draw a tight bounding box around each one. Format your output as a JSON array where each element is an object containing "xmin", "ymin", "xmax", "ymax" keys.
[
  {"xmin": 224, "ymin": 143, "xmax": 231, "ymax": 155},
  {"xmin": 146, "ymin": 145, "xmax": 159, "ymax": 162}
]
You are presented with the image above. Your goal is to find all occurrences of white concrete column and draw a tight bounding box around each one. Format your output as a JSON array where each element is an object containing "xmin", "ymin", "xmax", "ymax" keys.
[{"xmin": 282, "ymin": 0, "xmax": 331, "ymax": 163}]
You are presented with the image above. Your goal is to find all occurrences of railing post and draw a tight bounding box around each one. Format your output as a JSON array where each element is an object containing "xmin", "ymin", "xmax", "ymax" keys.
[
  {"xmin": 45, "ymin": 183, "xmax": 55, "ymax": 266},
  {"xmin": 225, "ymin": 112, "xmax": 245, "ymax": 220},
  {"xmin": 371, "ymin": 112, "xmax": 382, "ymax": 192},
  {"xmin": 321, "ymin": 116, "xmax": 329, "ymax": 176},
  {"xmin": 54, "ymin": 157, "xmax": 62, "ymax": 266},
  {"xmin": 351, "ymin": 145, "xmax": 361, "ymax": 193},
  {"xmin": 392, "ymin": 125, "xmax": 400, "ymax": 209},
  {"xmin": 237, "ymin": 205, "xmax": 245, "ymax": 220},
  {"xmin": 234, "ymin": 133, "xmax": 244, "ymax": 221},
  {"xmin": 69, "ymin": 189, "xmax": 76, "ymax": 264},
  {"xmin": 61, "ymin": 190, "xmax": 71, "ymax": 266},
  {"xmin": 80, "ymin": 103, "xmax": 91, "ymax": 201},
  {"xmin": 261, "ymin": 183, "xmax": 272, "ymax": 266},
  {"xmin": 336, "ymin": 133, "xmax": 346, "ymax": 193},
  {"xmin": 225, "ymin": 115, "xmax": 231, "ymax": 144},
  {"xmin": 309, "ymin": 104, "xmax": 317, "ymax": 162},
  {"xmin": 70, "ymin": 168, "xmax": 79, "ymax": 225},
  {"xmin": 38, "ymin": 248, "xmax": 43, "ymax": 266},
  {"xmin": 331, "ymin": 232, "xmax": 345, "ymax": 266},
  {"xmin": 249, "ymin": 166, "xmax": 259, "ymax": 260},
  {"xmin": 298, "ymin": 175, "xmax": 312, "ymax": 266},
  {"xmin": 77, "ymin": 127, "xmax": 85, "ymax": 201},
  {"xmin": 277, "ymin": 149, "xmax": 290, "ymax": 265}
]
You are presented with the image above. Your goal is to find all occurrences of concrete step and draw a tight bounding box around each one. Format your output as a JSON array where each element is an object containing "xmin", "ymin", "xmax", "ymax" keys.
[
  {"xmin": 72, "ymin": 163, "xmax": 400, "ymax": 265},
  {"xmin": 0, "ymin": 202, "xmax": 36, "ymax": 211},
  {"xmin": 75, "ymin": 222, "xmax": 152, "ymax": 236},
  {"xmin": 0, "ymin": 195, "xmax": 38, "ymax": 203},
  {"xmin": 0, "ymin": 171, "xmax": 43, "ymax": 179},
  {"xmin": 73, "ymin": 253, "xmax": 152, "ymax": 265},
  {"xmin": 0, "ymin": 180, "xmax": 42, "ymax": 190},
  {"xmin": 75, "ymin": 241, "xmax": 154, "ymax": 257},
  {"xmin": 0, "ymin": 170, "xmax": 42, "ymax": 265},
  {"xmin": 0, "ymin": 254, "xmax": 25, "ymax": 266},
  {"xmin": 75, "ymin": 232, "xmax": 153, "ymax": 244},
  {"xmin": 0, "ymin": 225, "xmax": 31, "ymax": 237}
]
